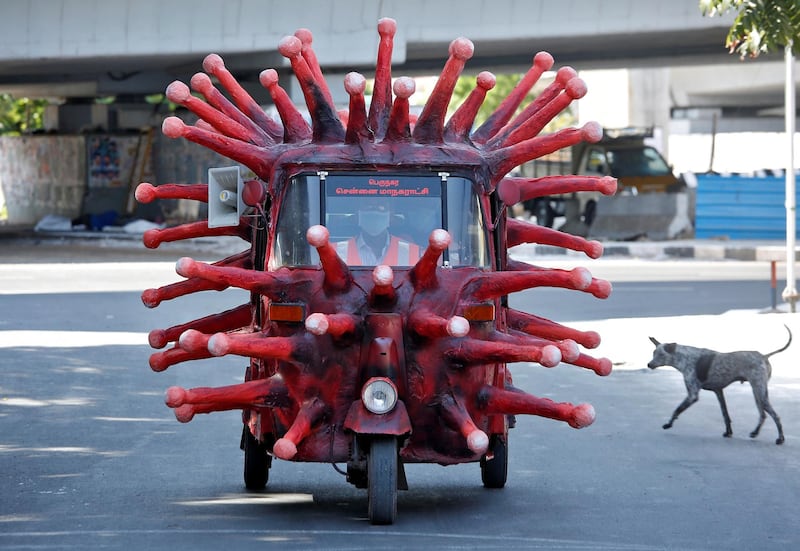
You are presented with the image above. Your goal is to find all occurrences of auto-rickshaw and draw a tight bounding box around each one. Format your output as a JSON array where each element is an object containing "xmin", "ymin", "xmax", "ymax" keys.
[{"xmin": 136, "ymin": 18, "xmax": 616, "ymax": 524}]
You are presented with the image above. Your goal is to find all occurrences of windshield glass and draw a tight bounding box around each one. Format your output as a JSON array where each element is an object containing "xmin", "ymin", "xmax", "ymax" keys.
[
  {"xmin": 270, "ymin": 173, "xmax": 489, "ymax": 269},
  {"xmin": 607, "ymin": 146, "xmax": 672, "ymax": 177}
]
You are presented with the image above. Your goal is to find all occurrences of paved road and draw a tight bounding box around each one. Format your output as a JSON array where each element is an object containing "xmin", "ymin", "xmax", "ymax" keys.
[{"xmin": 1, "ymin": 241, "xmax": 798, "ymax": 550}]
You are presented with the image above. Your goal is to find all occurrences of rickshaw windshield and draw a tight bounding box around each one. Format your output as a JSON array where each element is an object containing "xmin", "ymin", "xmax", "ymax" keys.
[{"xmin": 270, "ymin": 173, "xmax": 489, "ymax": 269}]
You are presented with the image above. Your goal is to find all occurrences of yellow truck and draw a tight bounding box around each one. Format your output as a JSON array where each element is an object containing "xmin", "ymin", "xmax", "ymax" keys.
[{"xmin": 520, "ymin": 128, "xmax": 686, "ymax": 229}]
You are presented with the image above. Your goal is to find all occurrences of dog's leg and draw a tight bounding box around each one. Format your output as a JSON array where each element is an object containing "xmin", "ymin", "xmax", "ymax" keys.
[
  {"xmin": 663, "ymin": 390, "xmax": 699, "ymax": 430},
  {"xmin": 713, "ymin": 389, "xmax": 733, "ymax": 438},
  {"xmin": 764, "ymin": 401, "xmax": 784, "ymax": 445},
  {"xmin": 750, "ymin": 383, "xmax": 785, "ymax": 445}
]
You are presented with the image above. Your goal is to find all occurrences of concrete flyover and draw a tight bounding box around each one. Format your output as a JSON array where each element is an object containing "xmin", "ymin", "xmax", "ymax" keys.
[{"xmin": 0, "ymin": 0, "xmax": 737, "ymax": 100}]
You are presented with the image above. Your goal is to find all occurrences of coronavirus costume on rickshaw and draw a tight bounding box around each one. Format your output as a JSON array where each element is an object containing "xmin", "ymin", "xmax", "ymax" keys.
[{"xmin": 135, "ymin": 18, "xmax": 617, "ymax": 524}]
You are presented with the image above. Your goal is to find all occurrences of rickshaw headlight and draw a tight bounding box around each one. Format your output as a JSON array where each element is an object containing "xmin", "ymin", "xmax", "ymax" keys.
[{"xmin": 361, "ymin": 377, "xmax": 398, "ymax": 414}]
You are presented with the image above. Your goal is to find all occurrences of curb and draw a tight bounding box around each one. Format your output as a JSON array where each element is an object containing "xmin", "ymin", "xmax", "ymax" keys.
[{"xmin": 523, "ymin": 241, "xmax": 797, "ymax": 262}]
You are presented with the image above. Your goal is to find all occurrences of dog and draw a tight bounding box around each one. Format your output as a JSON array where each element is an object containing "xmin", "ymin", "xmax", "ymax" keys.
[{"xmin": 647, "ymin": 325, "xmax": 790, "ymax": 445}]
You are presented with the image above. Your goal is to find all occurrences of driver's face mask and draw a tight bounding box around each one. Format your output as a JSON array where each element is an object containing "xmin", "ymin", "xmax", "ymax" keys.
[{"xmin": 358, "ymin": 209, "xmax": 390, "ymax": 237}]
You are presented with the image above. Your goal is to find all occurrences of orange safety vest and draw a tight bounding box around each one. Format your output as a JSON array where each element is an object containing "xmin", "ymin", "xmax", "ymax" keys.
[{"xmin": 336, "ymin": 236, "xmax": 420, "ymax": 266}]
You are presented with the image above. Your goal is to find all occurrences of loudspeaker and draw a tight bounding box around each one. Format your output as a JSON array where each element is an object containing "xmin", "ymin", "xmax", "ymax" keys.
[{"xmin": 208, "ymin": 166, "xmax": 244, "ymax": 228}]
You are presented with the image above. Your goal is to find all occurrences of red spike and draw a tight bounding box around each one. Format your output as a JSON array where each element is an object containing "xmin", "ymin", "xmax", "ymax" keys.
[
  {"xmin": 504, "ymin": 260, "xmax": 612, "ymax": 299},
  {"xmin": 166, "ymin": 80, "xmax": 256, "ymax": 144},
  {"xmin": 500, "ymin": 77, "xmax": 588, "ymax": 148},
  {"xmin": 177, "ymin": 329, "xmax": 211, "ymax": 353},
  {"xmin": 437, "ymin": 392, "xmax": 489, "ymax": 454},
  {"xmin": 149, "ymin": 345, "xmax": 212, "ymax": 372},
  {"xmin": 478, "ymin": 385, "xmax": 595, "ymax": 429},
  {"xmin": 201, "ymin": 54, "xmax": 283, "ymax": 140},
  {"xmin": 190, "ymin": 72, "xmax": 273, "ymax": 146},
  {"xmin": 410, "ymin": 229, "xmax": 450, "ymax": 290},
  {"xmin": 135, "ymin": 182, "xmax": 207, "ymax": 204},
  {"xmin": 273, "ymin": 397, "xmax": 327, "ymax": 459},
  {"xmin": 161, "ymin": 117, "xmax": 274, "ymax": 180},
  {"xmin": 498, "ymin": 175, "xmax": 617, "ymax": 206},
  {"xmin": 485, "ymin": 66, "xmax": 577, "ymax": 149},
  {"xmin": 466, "ymin": 266, "xmax": 593, "ymax": 301},
  {"xmin": 445, "ymin": 338, "xmax": 561, "ymax": 367},
  {"xmin": 175, "ymin": 256, "xmax": 298, "ymax": 299},
  {"xmin": 497, "ymin": 330, "xmax": 580, "ymax": 363},
  {"xmin": 569, "ymin": 353, "xmax": 613, "ymax": 376},
  {"xmin": 487, "ymin": 122, "xmax": 603, "ymax": 184},
  {"xmin": 369, "ymin": 265, "xmax": 396, "ymax": 305},
  {"xmin": 164, "ymin": 376, "xmax": 289, "ymax": 423},
  {"xmin": 343, "ymin": 72, "xmax": 372, "ymax": 143},
  {"xmin": 306, "ymin": 225, "xmax": 353, "ymax": 292},
  {"xmin": 444, "ymin": 71, "xmax": 496, "ymax": 142},
  {"xmin": 278, "ymin": 36, "xmax": 345, "ymax": 143},
  {"xmin": 142, "ymin": 220, "xmax": 250, "ymax": 249},
  {"xmin": 259, "ymin": 69, "xmax": 311, "ymax": 143},
  {"xmin": 409, "ymin": 310, "xmax": 469, "ymax": 338},
  {"xmin": 141, "ymin": 251, "xmax": 250, "ymax": 308},
  {"xmin": 585, "ymin": 277, "xmax": 612, "ymax": 299},
  {"xmin": 148, "ymin": 303, "xmax": 252, "ymax": 349},
  {"xmin": 506, "ymin": 308, "xmax": 601, "ymax": 349},
  {"xmin": 207, "ymin": 332, "xmax": 312, "ymax": 363},
  {"xmin": 504, "ymin": 217, "xmax": 605, "ymax": 258},
  {"xmin": 142, "ymin": 252, "xmax": 249, "ymax": 308},
  {"xmin": 294, "ymin": 28, "xmax": 335, "ymax": 107},
  {"xmin": 383, "ymin": 77, "xmax": 415, "ymax": 143},
  {"xmin": 471, "ymin": 51, "xmax": 554, "ymax": 144},
  {"xmin": 368, "ymin": 18, "xmax": 397, "ymax": 140},
  {"xmin": 194, "ymin": 119, "xmax": 218, "ymax": 134},
  {"xmin": 305, "ymin": 312, "xmax": 359, "ymax": 338},
  {"xmin": 412, "ymin": 37, "xmax": 474, "ymax": 144},
  {"xmin": 142, "ymin": 278, "xmax": 227, "ymax": 309}
]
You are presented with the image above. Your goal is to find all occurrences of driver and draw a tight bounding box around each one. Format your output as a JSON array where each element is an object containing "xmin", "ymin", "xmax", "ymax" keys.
[{"xmin": 335, "ymin": 197, "xmax": 420, "ymax": 266}]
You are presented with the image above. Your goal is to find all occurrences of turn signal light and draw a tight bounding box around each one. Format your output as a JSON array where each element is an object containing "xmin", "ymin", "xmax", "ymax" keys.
[
  {"xmin": 268, "ymin": 303, "xmax": 305, "ymax": 323},
  {"xmin": 462, "ymin": 303, "xmax": 495, "ymax": 322}
]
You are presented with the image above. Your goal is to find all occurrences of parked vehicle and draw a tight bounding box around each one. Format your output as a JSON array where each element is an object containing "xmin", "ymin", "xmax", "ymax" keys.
[{"xmin": 521, "ymin": 128, "xmax": 685, "ymax": 228}]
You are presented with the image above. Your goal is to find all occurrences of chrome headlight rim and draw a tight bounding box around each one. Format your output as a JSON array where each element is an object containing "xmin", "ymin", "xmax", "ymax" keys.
[{"xmin": 361, "ymin": 377, "xmax": 398, "ymax": 415}]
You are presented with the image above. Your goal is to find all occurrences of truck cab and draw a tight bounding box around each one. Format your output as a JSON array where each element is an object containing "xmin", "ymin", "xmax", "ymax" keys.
[
  {"xmin": 520, "ymin": 127, "xmax": 685, "ymax": 230},
  {"xmin": 575, "ymin": 129, "xmax": 685, "ymax": 195}
]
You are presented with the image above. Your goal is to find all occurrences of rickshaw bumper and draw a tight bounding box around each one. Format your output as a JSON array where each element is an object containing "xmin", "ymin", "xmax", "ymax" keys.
[{"xmin": 344, "ymin": 399, "xmax": 412, "ymax": 435}]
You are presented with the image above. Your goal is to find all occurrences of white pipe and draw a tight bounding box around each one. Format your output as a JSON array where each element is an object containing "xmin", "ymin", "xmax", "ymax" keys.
[{"xmin": 783, "ymin": 42, "xmax": 797, "ymax": 312}]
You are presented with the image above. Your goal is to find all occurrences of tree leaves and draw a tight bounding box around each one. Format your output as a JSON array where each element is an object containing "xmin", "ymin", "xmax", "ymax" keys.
[
  {"xmin": 700, "ymin": 0, "xmax": 800, "ymax": 58},
  {"xmin": 0, "ymin": 94, "xmax": 48, "ymax": 135}
]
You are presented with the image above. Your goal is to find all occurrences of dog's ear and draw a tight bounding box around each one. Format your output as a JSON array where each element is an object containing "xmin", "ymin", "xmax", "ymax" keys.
[
  {"xmin": 664, "ymin": 343, "xmax": 676, "ymax": 354},
  {"xmin": 649, "ymin": 336, "xmax": 660, "ymax": 347}
]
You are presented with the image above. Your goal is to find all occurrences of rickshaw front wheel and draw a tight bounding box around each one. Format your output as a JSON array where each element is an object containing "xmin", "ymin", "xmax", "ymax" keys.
[
  {"xmin": 243, "ymin": 427, "xmax": 272, "ymax": 490},
  {"xmin": 481, "ymin": 436, "xmax": 508, "ymax": 489},
  {"xmin": 367, "ymin": 436, "xmax": 398, "ymax": 525}
]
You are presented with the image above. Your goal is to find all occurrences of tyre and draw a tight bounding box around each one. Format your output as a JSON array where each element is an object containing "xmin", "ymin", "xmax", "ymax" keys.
[
  {"xmin": 583, "ymin": 199, "xmax": 597, "ymax": 226},
  {"xmin": 481, "ymin": 437, "xmax": 508, "ymax": 489},
  {"xmin": 243, "ymin": 427, "xmax": 272, "ymax": 490},
  {"xmin": 367, "ymin": 436, "xmax": 398, "ymax": 525},
  {"xmin": 533, "ymin": 200, "xmax": 555, "ymax": 228}
]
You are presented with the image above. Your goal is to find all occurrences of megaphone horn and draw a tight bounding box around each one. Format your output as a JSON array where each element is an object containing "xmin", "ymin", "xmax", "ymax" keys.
[{"xmin": 207, "ymin": 166, "xmax": 244, "ymax": 228}]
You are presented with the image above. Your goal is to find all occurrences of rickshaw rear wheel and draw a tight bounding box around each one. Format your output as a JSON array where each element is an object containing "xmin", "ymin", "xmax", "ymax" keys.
[
  {"xmin": 367, "ymin": 436, "xmax": 398, "ymax": 525},
  {"xmin": 481, "ymin": 436, "xmax": 508, "ymax": 489},
  {"xmin": 242, "ymin": 427, "xmax": 272, "ymax": 490}
]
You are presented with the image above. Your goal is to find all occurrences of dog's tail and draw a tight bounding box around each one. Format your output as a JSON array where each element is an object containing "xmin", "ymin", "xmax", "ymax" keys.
[{"xmin": 765, "ymin": 324, "xmax": 792, "ymax": 358}]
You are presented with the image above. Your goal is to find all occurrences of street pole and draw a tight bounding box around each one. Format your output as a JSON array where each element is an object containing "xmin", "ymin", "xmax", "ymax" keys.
[{"xmin": 783, "ymin": 42, "xmax": 797, "ymax": 313}]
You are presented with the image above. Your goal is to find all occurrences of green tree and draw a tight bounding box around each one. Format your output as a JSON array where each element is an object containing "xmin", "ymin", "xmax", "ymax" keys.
[
  {"xmin": 700, "ymin": 0, "xmax": 799, "ymax": 57},
  {"xmin": 0, "ymin": 94, "xmax": 48, "ymax": 135},
  {"xmin": 702, "ymin": 0, "xmax": 800, "ymax": 310}
]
